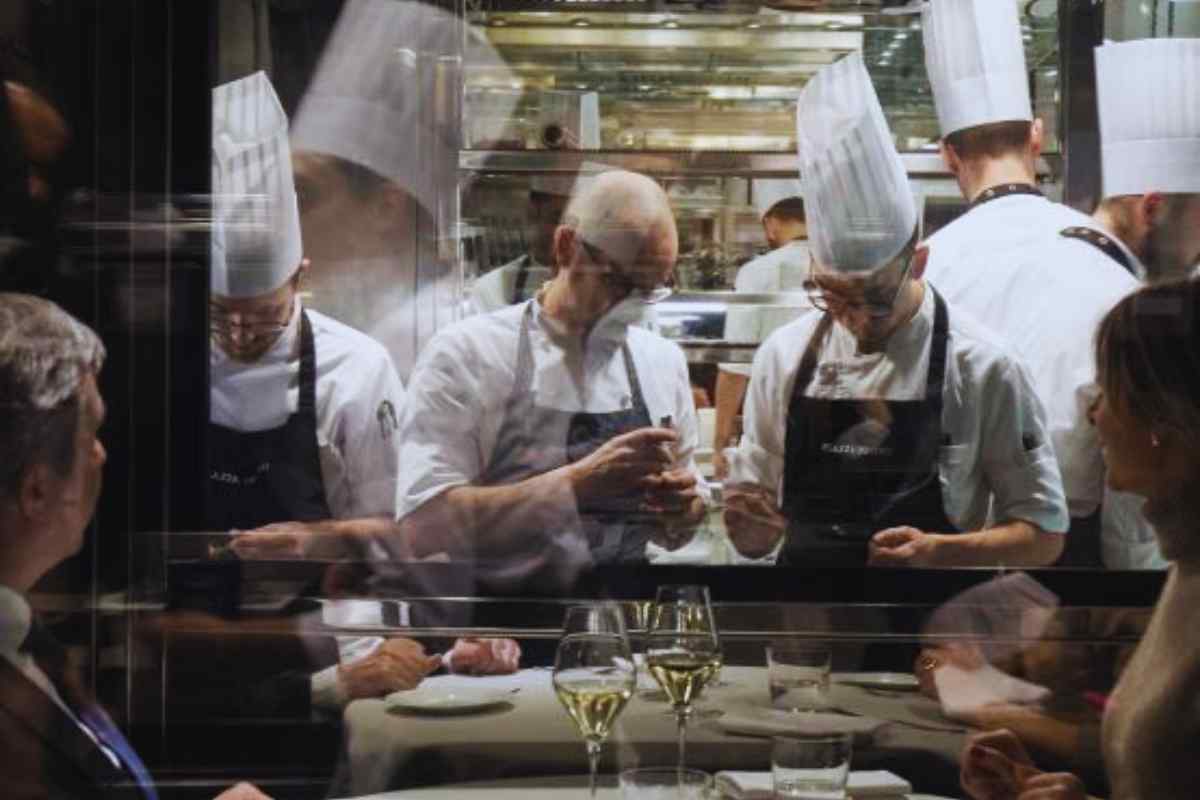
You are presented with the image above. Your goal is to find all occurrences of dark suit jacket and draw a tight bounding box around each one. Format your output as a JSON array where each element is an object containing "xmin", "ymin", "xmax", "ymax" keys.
[{"xmin": 0, "ymin": 657, "xmax": 151, "ymax": 800}]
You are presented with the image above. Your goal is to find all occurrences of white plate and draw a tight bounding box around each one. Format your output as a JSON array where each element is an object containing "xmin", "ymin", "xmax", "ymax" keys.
[
  {"xmin": 834, "ymin": 672, "xmax": 921, "ymax": 691},
  {"xmin": 384, "ymin": 685, "xmax": 516, "ymax": 715}
]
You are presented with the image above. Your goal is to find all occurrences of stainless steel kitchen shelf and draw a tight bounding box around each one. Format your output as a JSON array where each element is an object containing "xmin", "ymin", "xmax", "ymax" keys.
[{"xmin": 459, "ymin": 149, "xmax": 1060, "ymax": 178}]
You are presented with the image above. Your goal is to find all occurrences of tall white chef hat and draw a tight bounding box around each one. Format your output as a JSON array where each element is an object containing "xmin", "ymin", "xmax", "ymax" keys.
[
  {"xmin": 211, "ymin": 71, "xmax": 302, "ymax": 299},
  {"xmin": 922, "ymin": 0, "xmax": 1032, "ymax": 138},
  {"xmin": 752, "ymin": 179, "xmax": 804, "ymax": 220},
  {"xmin": 796, "ymin": 52, "xmax": 916, "ymax": 274},
  {"xmin": 1096, "ymin": 38, "xmax": 1200, "ymax": 197},
  {"xmin": 291, "ymin": 0, "xmax": 456, "ymax": 215}
]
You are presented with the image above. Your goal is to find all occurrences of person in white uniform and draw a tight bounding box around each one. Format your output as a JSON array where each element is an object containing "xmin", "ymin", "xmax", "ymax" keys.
[
  {"xmin": 466, "ymin": 175, "xmax": 569, "ymax": 315},
  {"xmin": 290, "ymin": 0, "xmax": 516, "ymax": 382},
  {"xmin": 920, "ymin": 0, "xmax": 1142, "ymax": 568},
  {"xmin": 723, "ymin": 52, "xmax": 1068, "ymax": 568},
  {"xmin": 207, "ymin": 72, "xmax": 466, "ymax": 712},
  {"xmin": 392, "ymin": 170, "xmax": 710, "ymax": 582},
  {"xmin": 713, "ymin": 179, "xmax": 811, "ymax": 479}
]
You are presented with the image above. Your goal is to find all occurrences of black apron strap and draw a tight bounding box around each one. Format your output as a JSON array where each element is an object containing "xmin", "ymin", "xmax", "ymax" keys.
[
  {"xmin": 511, "ymin": 256, "xmax": 533, "ymax": 305},
  {"xmin": 297, "ymin": 308, "xmax": 318, "ymax": 416},
  {"xmin": 1060, "ymin": 226, "xmax": 1136, "ymax": 276},
  {"xmin": 969, "ymin": 182, "xmax": 1043, "ymax": 210}
]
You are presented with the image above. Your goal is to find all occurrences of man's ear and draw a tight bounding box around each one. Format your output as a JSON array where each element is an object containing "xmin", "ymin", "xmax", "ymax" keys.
[
  {"xmin": 17, "ymin": 463, "xmax": 55, "ymax": 522},
  {"xmin": 910, "ymin": 244, "xmax": 930, "ymax": 282},
  {"xmin": 1028, "ymin": 118, "xmax": 1045, "ymax": 159},
  {"xmin": 552, "ymin": 225, "xmax": 576, "ymax": 272},
  {"xmin": 939, "ymin": 140, "xmax": 960, "ymax": 177},
  {"xmin": 1138, "ymin": 192, "xmax": 1165, "ymax": 229},
  {"xmin": 294, "ymin": 258, "xmax": 311, "ymax": 289}
]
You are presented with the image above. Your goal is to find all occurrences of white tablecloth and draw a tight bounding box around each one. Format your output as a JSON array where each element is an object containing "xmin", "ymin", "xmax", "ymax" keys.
[{"xmin": 338, "ymin": 666, "xmax": 967, "ymax": 796}]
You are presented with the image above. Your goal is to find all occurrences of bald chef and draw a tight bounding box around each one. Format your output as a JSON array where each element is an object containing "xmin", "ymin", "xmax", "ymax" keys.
[
  {"xmin": 392, "ymin": 169, "xmax": 710, "ymax": 580},
  {"xmin": 723, "ymin": 52, "xmax": 1068, "ymax": 568}
]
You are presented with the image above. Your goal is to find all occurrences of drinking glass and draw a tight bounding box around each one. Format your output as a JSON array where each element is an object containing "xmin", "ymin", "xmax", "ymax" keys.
[
  {"xmin": 644, "ymin": 584, "xmax": 722, "ymax": 768},
  {"xmin": 619, "ymin": 767, "xmax": 714, "ymax": 799},
  {"xmin": 553, "ymin": 603, "xmax": 637, "ymax": 799},
  {"xmin": 772, "ymin": 733, "xmax": 853, "ymax": 800},
  {"xmin": 767, "ymin": 642, "xmax": 832, "ymax": 712}
]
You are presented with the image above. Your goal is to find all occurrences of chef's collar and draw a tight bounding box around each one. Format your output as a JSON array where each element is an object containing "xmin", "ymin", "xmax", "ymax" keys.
[
  {"xmin": 0, "ymin": 583, "xmax": 31, "ymax": 657},
  {"xmin": 532, "ymin": 287, "xmax": 636, "ymax": 348},
  {"xmin": 211, "ymin": 294, "xmax": 303, "ymax": 367}
]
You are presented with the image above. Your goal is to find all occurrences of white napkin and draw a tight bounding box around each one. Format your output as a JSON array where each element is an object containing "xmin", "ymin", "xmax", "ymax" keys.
[
  {"xmin": 716, "ymin": 769, "xmax": 913, "ymax": 799},
  {"xmin": 715, "ymin": 704, "xmax": 886, "ymax": 741},
  {"xmin": 934, "ymin": 662, "xmax": 1050, "ymax": 718}
]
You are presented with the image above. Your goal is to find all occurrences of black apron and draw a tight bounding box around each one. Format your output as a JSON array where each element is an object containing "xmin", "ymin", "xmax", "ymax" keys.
[
  {"xmin": 779, "ymin": 289, "xmax": 956, "ymax": 566},
  {"xmin": 207, "ymin": 309, "xmax": 333, "ymax": 530},
  {"xmin": 511, "ymin": 254, "xmax": 535, "ymax": 304},
  {"xmin": 1060, "ymin": 226, "xmax": 1137, "ymax": 277},
  {"xmin": 479, "ymin": 301, "xmax": 662, "ymax": 571}
]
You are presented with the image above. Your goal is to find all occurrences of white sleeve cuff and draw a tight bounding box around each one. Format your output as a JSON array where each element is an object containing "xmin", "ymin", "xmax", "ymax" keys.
[{"xmin": 310, "ymin": 664, "xmax": 347, "ymax": 710}]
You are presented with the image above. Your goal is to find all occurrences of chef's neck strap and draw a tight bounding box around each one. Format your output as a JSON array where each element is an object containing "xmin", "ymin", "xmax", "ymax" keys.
[
  {"xmin": 969, "ymin": 182, "xmax": 1043, "ymax": 209},
  {"xmin": 1059, "ymin": 226, "xmax": 1136, "ymax": 277},
  {"xmin": 296, "ymin": 308, "xmax": 318, "ymax": 415}
]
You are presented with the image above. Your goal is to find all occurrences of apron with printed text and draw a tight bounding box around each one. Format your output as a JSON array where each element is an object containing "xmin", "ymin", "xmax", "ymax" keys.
[
  {"xmin": 779, "ymin": 289, "xmax": 956, "ymax": 566},
  {"xmin": 207, "ymin": 309, "xmax": 332, "ymax": 530}
]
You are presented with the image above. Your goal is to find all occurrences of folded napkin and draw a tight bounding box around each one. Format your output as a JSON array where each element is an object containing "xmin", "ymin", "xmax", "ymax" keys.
[
  {"xmin": 716, "ymin": 770, "xmax": 913, "ymax": 799},
  {"xmin": 715, "ymin": 704, "xmax": 886, "ymax": 741},
  {"xmin": 934, "ymin": 662, "xmax": 1049, "ymax": 718}
]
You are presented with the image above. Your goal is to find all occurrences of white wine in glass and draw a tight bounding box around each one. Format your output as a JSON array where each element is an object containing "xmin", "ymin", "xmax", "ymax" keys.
[
  {"xmin": 645, "ymin": 584, "xmax": 722, "ymax": 769},
  {"xmin": 552, "ymin": 604, "xmax": 636, "ymax": 799}
]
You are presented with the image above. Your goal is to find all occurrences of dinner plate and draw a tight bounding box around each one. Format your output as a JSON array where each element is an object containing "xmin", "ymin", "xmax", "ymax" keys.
[
  {"xmin": 834, "ymin": 672, "xmax": 921, "ymax": 691},
  {"xmin": 384, "ymin": 685, "xmax": 516, "ymax": 715}
]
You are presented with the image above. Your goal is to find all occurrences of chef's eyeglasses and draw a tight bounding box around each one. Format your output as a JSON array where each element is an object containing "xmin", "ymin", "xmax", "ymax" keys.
[
  {"xmin": 209, "ymin": 299, "xmax": 293, "ymax": 336},
  {"xmin": 579, "ymin": 237, "xmax": 674, "ymax": 304},
  {"xmin": 803, "ymin": 252, "xmax": 914, "ymax": 320}
]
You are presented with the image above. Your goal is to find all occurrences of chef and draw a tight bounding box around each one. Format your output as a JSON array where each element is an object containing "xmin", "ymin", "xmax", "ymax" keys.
[
  {"xmin": 466, "ymin": 174, "xmax": 569, "ymax": 315},
  {"xmin": 1060, "ymin": 38, "xmax": 1200, "ymax": 569},
  {"xmin": 723, "ymin": 52, "xmax": 1068, "ymax": 568},
  {"xmin": 713, "ymin": 179, "xmax": 810, "ymax": 478},
  {"xmin": 391, "ymin": 169, "xmax": 710, "ymax": 581},
  {"xmin": 918, "ymin": 0, "xmax": 1142, "ymax": 568},
  {"xmin": 290, "ymin": 0, "xmax": 517, "ymax": 382}
]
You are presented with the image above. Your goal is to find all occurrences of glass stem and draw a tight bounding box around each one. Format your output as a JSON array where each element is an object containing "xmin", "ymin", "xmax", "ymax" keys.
[
  {"xmin": 586, "ymin": 739, "xmax": 602, "ymax": 799},
  {"xmin": 675, "ymin": 706, "xmax": 690, "ymax": 768}
]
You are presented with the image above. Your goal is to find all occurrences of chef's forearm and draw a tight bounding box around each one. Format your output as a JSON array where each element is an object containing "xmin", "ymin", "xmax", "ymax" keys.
[
  {"xmin": 397, "ymin": 468, "xmax": 578, "ymax": 558},
  {"xmin": 927, "ymin": 521, "xmax": 1064, "ymax": 567},
  {"xmin": 714, "ymin": 370, "xmax": 749, "ymax": 449}
]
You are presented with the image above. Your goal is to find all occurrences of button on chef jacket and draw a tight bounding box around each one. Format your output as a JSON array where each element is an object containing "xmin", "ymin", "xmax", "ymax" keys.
[
  {"xmin": 211, "ymin": 296, "xmax": 406, "ymax": 520},
  {"xmin": 721, "ymin": 240, "xmax": 812, "ymax": 379},
  {"xmin": 729, "ymin": 286, "xmax": 1069, "ymax": 557},
  {"xmin": 394, "ymin": 297, "xmax": 709, "ymax": 552}
]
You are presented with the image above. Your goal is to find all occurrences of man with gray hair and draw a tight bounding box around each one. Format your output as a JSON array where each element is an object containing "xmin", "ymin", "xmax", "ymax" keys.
[
  {"xmin": 392, "ymin": 169, "xmax": 711, "ymax": 581},
  {"xmin": 0, "ymin": 294, "xmax": 269, "ymax": 800}
]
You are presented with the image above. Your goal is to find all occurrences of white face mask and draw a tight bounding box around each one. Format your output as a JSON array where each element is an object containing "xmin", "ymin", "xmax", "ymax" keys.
[{"xmin": 598, "ymin": 293, "xmax": 655, "ymax": 334}]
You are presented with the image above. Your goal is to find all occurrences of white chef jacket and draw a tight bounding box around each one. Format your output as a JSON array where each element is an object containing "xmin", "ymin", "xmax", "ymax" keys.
[
  {"xmin": 729, "ymin": 285, "xmax": 1069, "ymax": 544},
  {"xmin": 394, "ymin": 297, "xmax": 709, "ymax": 548},
  {"xmin": 467, "ymin": 255, "xmax": 553, "ymax": 316},
  {"xmin": 721, "ymin": 241, "xmax": 813, "ymax": 379},
  {"xmin": 211, "ymin": 298, "xmax": 405, "ymax": 520},
  {"xmin": 926, "ymin": 202, "xmax": 1158, "ymax": 568}
]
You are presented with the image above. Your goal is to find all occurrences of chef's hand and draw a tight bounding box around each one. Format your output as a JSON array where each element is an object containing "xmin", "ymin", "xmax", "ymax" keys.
[
  {"xmin": 230, "ymin": 521, "xmax": 354, "ymax": 561},
  {"xmin": 723, "ymin": 483, "xmax": 786, "ymax": 558},
  {"xmin": 213, "ymin": 782, "xmax": 273, "ymax": 800},
  {"xmin": 337, "ymin": 638, "xmax": 441, "ymax": 701},
  {"xmin": 642, "ymin": 468, "xmax": 705, "ymax": 521},
  {"xmin": 567, "ymin": 428, "xmax": 676, "ymax": 507},
  {"xmin": 711, "ymin": 448, "xmax": 730, "ymax": 480},
  {"xmin": 1015, "ymin": 772, "xmax": 1090, "ymax": 800},
  {"xmin": 960, "ymin": 729, "xmax": 1038, "ymax": 800},
  {"xmin": 868, "ymin": 526, "xmax": 938, "ymax": 567},
  {"xmin": 447, "ymin": 637, "xmax": 522, "ymax": 675}
]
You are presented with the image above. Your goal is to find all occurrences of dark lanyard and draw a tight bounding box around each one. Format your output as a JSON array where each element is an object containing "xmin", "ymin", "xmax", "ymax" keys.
[
  {"xmin": 1060, "ymin": 226, "xmax": 1136, "ymax": 276},
  {"xmin": 968, "ymin": 183, "xmax": 1043, "ymax": 210}
]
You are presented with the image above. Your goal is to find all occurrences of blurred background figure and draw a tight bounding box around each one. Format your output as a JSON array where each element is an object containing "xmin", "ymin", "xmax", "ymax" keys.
[
  {"xmin": 290, "ymin": 0, "xmax": 515, "ymax": 383},
  {"xmin": 713, "ymin": 179, "xmax": 810, "ymax": 479}
]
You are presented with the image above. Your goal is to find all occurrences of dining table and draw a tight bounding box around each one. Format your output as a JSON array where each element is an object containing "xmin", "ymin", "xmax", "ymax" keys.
[{"xmin": 334, "ymin": 665, "xmax": 970, "ymax": 797}]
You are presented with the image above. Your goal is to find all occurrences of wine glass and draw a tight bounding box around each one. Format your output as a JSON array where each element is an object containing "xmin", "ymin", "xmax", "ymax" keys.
[
  {"xmin": 645, "ymin": 584, "xmax": 723, "ymax": 769},
  {"xmin": 552, "ymin": 603, "xmax": 637, "ymax": 799}
]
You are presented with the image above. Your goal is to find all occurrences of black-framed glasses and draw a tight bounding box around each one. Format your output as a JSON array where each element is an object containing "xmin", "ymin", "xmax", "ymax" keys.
[
  {"xmin": 802, "ymin": 254, "xmax": 913, "ymax": 320},
  {"xmin": 209, "ymin": 299, "xmax": 293, "ymax": 337},
  {"xmin": 579, "ymin": 237, "xmax": 673, "ymax": 304}
]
